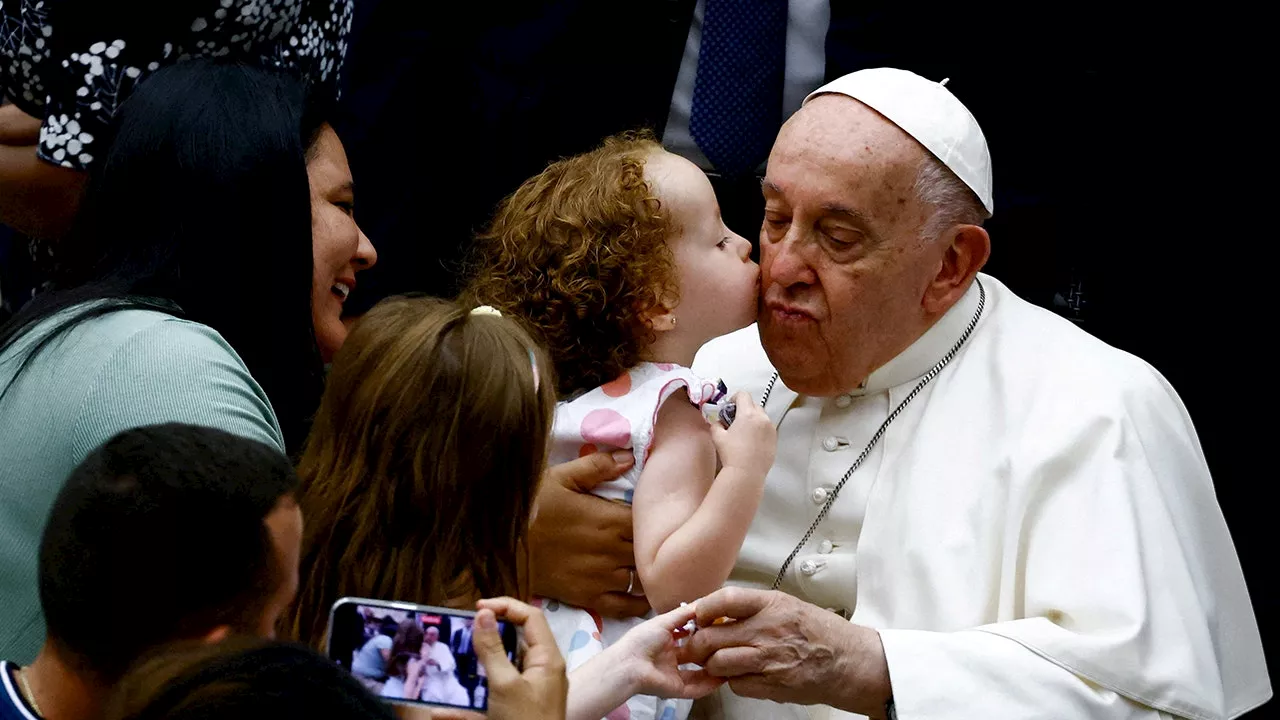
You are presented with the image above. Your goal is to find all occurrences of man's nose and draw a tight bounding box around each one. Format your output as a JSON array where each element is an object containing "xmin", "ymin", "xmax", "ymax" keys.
[{"xmin": 764, "ymin": 229, "xmax": 817, "ymax": 287}]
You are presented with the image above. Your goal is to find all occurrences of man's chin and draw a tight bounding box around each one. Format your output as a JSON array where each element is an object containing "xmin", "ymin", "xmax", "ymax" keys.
[{"xmin": 760, "ymin": 328, "xmax": 823, "ymax": 390}]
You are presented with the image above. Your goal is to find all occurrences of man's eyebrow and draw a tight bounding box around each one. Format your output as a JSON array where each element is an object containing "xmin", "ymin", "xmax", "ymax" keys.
[{"xmin": 819, "ymin": 202, "xmax": 873, "ymax": 229}]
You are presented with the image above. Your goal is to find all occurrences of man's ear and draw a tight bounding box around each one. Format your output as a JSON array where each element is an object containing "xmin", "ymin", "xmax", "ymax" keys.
[{"xmin": 923, "ymin": 224, "xmax": 990, "ymax": 315}]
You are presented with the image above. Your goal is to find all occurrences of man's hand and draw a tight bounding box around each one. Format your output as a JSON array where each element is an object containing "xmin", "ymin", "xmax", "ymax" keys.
[
  {"xmin": 530, "ymin": 451, "xmax": 650, "ymax": 618},
  {"xmin": 679, "ymin": 588, "xmax": 892, "ymax": 717}
]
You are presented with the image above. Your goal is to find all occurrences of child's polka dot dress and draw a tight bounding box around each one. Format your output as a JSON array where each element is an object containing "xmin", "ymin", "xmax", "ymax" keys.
[{"xmin": 543, "ymin": 362, "xmax": 725, "ymax": 720}]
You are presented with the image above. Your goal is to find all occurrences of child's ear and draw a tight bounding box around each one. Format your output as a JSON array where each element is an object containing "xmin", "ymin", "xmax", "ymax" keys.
[{"xmin": 641, "ymin": 303, "xmax": 679, "ymax": 333}]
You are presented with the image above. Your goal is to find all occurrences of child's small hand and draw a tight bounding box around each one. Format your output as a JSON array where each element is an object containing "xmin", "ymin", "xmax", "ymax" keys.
[{"xmin": 710, "ymin": 391, "xmax": 776, "ymax": 472}]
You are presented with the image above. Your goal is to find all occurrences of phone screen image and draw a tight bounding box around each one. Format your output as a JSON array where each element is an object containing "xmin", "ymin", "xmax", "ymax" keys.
[{"xmin": 327, "ymin": 598, "xmax": 517, "ymax": 712}]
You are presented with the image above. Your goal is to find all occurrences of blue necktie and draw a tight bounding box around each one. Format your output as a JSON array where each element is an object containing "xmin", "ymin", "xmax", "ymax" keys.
[{"xmin": 690, "ymin": 0, "xmax": 788, "ymax": 178}]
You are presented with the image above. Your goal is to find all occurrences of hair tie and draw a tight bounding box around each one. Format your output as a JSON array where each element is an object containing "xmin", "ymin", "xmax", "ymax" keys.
[
  {"xmin": 467, "ymin": 305, "xmax": 538, "ymax": 391},
  {"xmin": 528, "ymin": 349, "xmax": 541, "ymax": 393}
]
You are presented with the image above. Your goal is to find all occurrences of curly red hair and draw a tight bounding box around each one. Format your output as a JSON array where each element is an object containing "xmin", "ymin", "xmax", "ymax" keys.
[{"xmin": 464, "ymin": 132, "xmax": 678, "ymax": 398}]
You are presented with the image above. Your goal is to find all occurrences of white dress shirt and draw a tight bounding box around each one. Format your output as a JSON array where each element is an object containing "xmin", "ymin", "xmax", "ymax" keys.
[{"xmin": 692, "ymin": 274, "xmax": 1270, "ymax": 720}]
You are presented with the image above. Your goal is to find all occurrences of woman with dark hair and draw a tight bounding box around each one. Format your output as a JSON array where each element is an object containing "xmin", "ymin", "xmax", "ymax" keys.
[
  {"xmin": 379, "ymin": 620, "xmax": 426, "ymax": 701},
  {"xmin": 0, "ymin": 57, "xmax": 375, "ymax": 663}
]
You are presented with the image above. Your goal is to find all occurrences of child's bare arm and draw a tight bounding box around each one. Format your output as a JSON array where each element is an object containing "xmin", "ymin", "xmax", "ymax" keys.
[{"xmin": 632, "ymin": 391, "xmax": 777, "ymax": 612}]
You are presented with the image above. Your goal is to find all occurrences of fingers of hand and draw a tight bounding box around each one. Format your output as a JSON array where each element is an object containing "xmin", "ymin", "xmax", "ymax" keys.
[
  {"xmin": 727, "ymin": 402, "xmax": 776, "ymax": 446},
  {"xmin": 469, "ymin": 609, "xmax": 520, "ymax": 685},
  {"xmin": 727, "ymin": 391, "xmax": 773, "ymax": 430},
  {"xmin": 476, "ymin": 599, "xmax": 565, "ymax": 674},
  {"xmin": 543, "ymin": 484, "xmax": 634, "ymax": 542},
  {"xmin": 475, "ymin": 596, "xmax": 527, "ymax": 618},
  {"xmin": 693, "ymin": 587, "xmax": 772, "ymax": 627},
  {"xmin": 704, "ymin": 646, "xmax": 766, "ymax": 678},
  {"xmin": 548, "ymin": 452, "xmax": 633, "ymax": 492},
  {"xmin": 680, "ymin": 611, "xmax": 770, "ymax": 666},
  {"xmin": 651, "ymin": 602, "xmax": 698, "ymax": 632},
  {"xmin": 677, "ymin": 667, "xmax": 728, "ymax": 699},
  {"xmin": 530, "ymin": 546, "xmax": 633, "ymax": 608},
  {"xmin": 709, "ymin": 423, "xmax": 730, "ymax": 445},
  {"xmin": 476, "ymin": 598, "xmax": 548, "ymax": 639},
  {"xmin": 676, "ymin": 640, "xmax": 704, "ymax": 667}
]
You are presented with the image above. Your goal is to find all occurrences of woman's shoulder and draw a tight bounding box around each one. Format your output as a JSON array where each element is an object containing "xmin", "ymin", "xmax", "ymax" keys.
[
  {"xmin": 81, "ymin": 311, "xmax": 285, "ymax": 451},
  {"xmin": 93, "ymin": 308, "xmax": 237, "ymax": 351},
  {"xmin": 28, "ymin": 305, "xmax": 239, "ymax": 363},
  {"xmin": 25, "ymin": 305, "xmax": 285, "ymax": 454}
]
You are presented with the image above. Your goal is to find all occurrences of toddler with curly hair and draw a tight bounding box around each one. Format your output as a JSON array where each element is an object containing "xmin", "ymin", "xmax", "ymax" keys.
[{"xmin": 466, "ymin": 132, "xmax": 777, "ymax": 720}]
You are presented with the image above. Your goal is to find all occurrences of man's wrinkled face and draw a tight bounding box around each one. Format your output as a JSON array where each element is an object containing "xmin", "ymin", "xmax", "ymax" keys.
[{"xmin": 758, "ymin": 95, "xmax": 941, "ymax": 396}]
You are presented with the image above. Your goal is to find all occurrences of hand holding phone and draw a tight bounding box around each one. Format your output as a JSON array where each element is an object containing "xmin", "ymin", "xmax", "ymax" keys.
[
  {"xmin": 326, "ymin": 598, "xmax": 519, "ymax": 715},
  {"xmin": 469, "ymin": 597, "xmax": 568, "ymax": 720}
]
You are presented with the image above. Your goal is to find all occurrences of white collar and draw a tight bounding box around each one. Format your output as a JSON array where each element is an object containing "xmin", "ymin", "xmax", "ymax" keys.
[
  {"xmin": 0, "ymin": 662, "xmax": 41, "ymax": 720},
  {"xmin": 851, "ymin": 277, "xmax": 985, "ymax": 396}
]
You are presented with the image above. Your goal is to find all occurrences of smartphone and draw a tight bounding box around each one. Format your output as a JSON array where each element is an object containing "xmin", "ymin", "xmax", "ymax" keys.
[{"xmin": 326, "ymin": 597, "xmax": 520, "ymax": 713}]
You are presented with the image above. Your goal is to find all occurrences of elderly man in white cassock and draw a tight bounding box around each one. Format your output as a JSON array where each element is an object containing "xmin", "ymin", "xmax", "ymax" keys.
[{"xmin": 682, "ymin": 68, "xmax": 1271, "ymax": 720}]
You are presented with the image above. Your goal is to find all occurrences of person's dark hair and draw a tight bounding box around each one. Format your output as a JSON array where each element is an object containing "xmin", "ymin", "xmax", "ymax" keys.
[
  {"xmin": 386, "ymin": 619, "xmax": 425, "ymax": 682},
  {"xmin": 39, "ymin": 423, "xmax": 300, "ymax": 681},
  {"xmin": 103, "ymin": 637, "xmax": 396, "ymax": 720},
  {"xmin": 0, "ymin": 58, "xmax": 330, "ymax": 454}
]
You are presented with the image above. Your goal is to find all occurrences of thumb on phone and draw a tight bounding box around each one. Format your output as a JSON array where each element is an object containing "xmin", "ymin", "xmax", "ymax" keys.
[{"xmin": 470, "ymin": 609, "xmax": 519, "ymax": 686}]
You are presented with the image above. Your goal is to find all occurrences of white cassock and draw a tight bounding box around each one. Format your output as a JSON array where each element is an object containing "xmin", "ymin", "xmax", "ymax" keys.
[
  {"xmin": 420, "ymin": 640, "xmax": 470, "ymax": 707},
  {"xmin": 691, "ymin": 274, "xmax": 1270, "ymax": 720}
]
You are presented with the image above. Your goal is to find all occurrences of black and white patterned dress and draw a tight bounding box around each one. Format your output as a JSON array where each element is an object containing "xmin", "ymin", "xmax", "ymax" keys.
[{"xmin": 1, "ymin": 0, "xmax": 353, "ymax": 171}]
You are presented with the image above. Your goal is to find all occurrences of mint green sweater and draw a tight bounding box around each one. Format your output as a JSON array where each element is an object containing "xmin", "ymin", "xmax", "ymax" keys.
[{"xmin": 0, "ymin": 307, "xmax": 284, "ymax": 662}]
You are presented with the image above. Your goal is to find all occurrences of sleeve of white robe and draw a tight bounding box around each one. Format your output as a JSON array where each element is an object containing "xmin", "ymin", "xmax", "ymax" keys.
[{"xmin": 876, "ymin": 360, "xmax": 1270, "ymax": 720}]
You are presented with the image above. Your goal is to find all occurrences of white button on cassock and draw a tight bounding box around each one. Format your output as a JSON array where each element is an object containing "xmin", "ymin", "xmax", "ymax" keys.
[
  {"xmin": 822, "ymin": 436, "xmax": 839, "ymax": 451},
  {"xmin": 835, "ymin": 394, "xmax": 852, "ymax": 408},
  {"xmin": 811, "ymin": 487, "xmax": 830, "ymax": 504}
]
